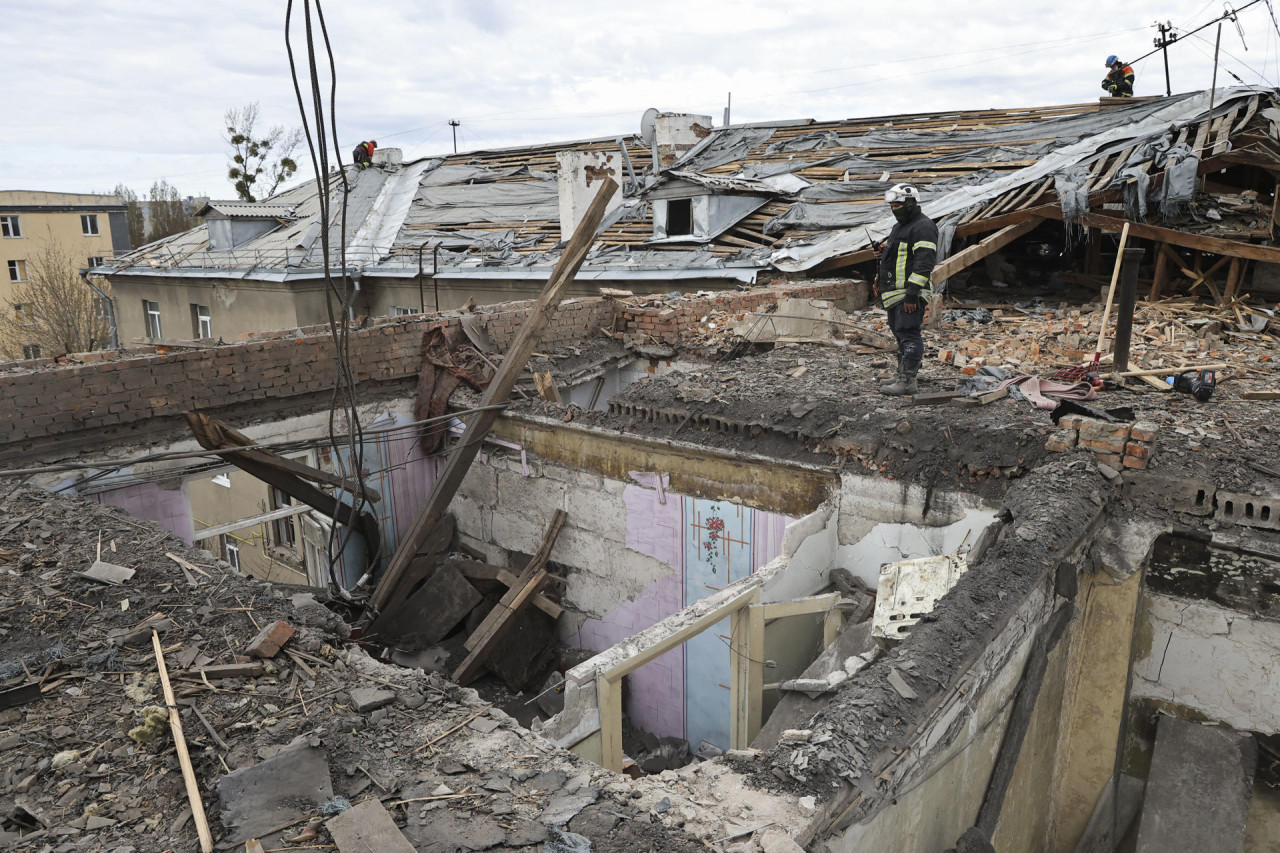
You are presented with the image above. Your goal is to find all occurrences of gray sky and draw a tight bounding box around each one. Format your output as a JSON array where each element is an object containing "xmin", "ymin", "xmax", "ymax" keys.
[{"xmin": 4, "ymin": 0, "xmax": 1278, "ymax": 199}]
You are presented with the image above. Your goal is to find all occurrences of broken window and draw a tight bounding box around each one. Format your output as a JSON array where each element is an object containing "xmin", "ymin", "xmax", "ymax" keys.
[
  {"xmin": 7, "ymin": 260, "xmax": 26, "ymax": 282},
  {"xmin": 222, "ymin": 535, "xmax": 241, "ymax": 570},
  {"xmin": 21, "ymin": 344, "xmax": 40, "ymax": 360},
  {"xmin": 666, "ymin": 198, "xmax": 693, "ymax": 237},
  {"xmin": 191, "ymin": 303, "xmax": 212, "ymax": 339},
  {"xmin": 270, "ymin": 487, "xmax": 297, "ymax": 550},
  {"xmin": 143, "ymin": 300, "xmax": 162, "ymax": 339},
  {"xmin": 81, "ymin": 214, "xmax": 99, "ymax": 236},
  {"xmin": 13, "ymin": 304, "xmax": 33, "ymax": 326},
  {"xmin": 0, "ymin": 216, "xmax": 20, "ymax": 238},
  {"xmin": 87, "ymin": 256, "xmax": 104, "ymax": 269},
  {"xmin": 390, "ymin": 306, "xmax": 419, "ymax": 316}
]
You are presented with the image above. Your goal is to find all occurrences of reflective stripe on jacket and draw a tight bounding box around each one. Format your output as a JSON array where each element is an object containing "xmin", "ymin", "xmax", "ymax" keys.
[{"xmin": 876, "ymin": 210, "xmax": 938, "ymax": 307}]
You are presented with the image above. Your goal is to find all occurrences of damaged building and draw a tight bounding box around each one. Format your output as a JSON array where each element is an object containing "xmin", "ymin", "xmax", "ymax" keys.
[{"xmin": 2, "ymin": 87, "xmax": 1280, "ymax": 852}]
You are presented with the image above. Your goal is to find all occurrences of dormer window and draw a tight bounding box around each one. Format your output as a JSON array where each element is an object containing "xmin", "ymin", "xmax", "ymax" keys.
[
  {"xmin": 666, "ymin": 199, "xmax": 693, "ymax": 237},
  {"xmin": 195, "ymin": 202, "xmax": 296, "ymax": 251}
]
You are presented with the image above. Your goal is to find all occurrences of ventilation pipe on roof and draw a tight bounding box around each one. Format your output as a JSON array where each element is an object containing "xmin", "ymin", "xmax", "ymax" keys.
[
  {"xmin": 555, "ymin": 150, "xmax": 625, "ymax": 239},
  {"xmin": 372, "ymin": 147, "xmax": 402, "ymax": 167}
]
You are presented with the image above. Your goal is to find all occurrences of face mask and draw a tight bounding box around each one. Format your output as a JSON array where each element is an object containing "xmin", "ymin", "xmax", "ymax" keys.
[{"xmin": 892, "ymin": 204, "xmax": 914, "ymax": 224}]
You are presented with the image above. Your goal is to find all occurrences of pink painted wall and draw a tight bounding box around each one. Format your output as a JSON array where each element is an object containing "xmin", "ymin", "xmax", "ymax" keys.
[
  {"xmin": 90, "ymin": 482, "xmax": 195, "ymax": 545},
  {"xmin": 567, "ymin": 475, "xmax": 791, "ymax": 741}
]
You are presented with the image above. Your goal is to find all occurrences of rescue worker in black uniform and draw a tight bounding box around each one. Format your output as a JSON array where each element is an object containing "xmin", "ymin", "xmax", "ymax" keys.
[
  {"xmin": 1102, "ymin": 56, "xmax": 1135, "ymax": 97},
  {"xmin": 874, "ymin": 183, "xmax": 937, "ymax": 396}
]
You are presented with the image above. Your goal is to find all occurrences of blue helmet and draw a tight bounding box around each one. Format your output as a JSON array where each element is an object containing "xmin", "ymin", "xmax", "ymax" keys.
[{"xmin": 1106, "ymin": 55, "xmax": 1119, "ymax": 66}]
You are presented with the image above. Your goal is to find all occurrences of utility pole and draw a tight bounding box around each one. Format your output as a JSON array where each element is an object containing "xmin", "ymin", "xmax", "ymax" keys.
[
  {"xmin": 1153, "ymin": 21, "xmax": 1178, "ymax": 96},
  {"xmin": 449, "ymin": 119, "xmax": 460, "ymax": 154},
  {"xmin": 723, "ymin": 92, "xmax": 732, "ymax": 127}
]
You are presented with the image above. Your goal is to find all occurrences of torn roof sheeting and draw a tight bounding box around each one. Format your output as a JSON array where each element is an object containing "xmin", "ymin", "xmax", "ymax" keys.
[
  {"xmin": 770, "ymin": 89, "xmax": 1258, "ymax": 271},
  {"xmin": 102, "ymin": 89, "xmax": 1276, "ymax": 281}
]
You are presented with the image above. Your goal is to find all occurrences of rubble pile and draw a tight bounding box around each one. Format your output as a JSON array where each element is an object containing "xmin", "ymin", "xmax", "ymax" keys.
[
  {"xmin": 1047, "ymin": 417, "xmax": 1159, "ymax": 471},
  {"xmin": 0, "ymin": 488, "xmax": 712, "ymax": 852}
]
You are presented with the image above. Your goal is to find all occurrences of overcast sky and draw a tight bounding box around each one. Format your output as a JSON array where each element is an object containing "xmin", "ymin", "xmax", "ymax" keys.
[{"xmin": 4, "ymin": 0, "xmax": 1279, "ymax": 200}]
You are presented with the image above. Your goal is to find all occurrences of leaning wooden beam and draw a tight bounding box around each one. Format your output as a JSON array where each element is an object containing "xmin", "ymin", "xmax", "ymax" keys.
[
  {"xmin": 153, "ymin": 630, "xmax": 214, "ymax": 852},
  {"xmin": 932, "ymin": 218, "xmax": 1044, "ymax": 283},
  {"xmin": 451, "ymin": 509, "xmax": 566, "ymax": 685},
  {"xmin": 185, "ymin": 412, "xmax": 382, "ymax": 570},
  {"xmin": 366, "ymin": 178, "xmax": 619, "ymax": 624},
  {"xmin": 193, "ymin": 503, "xmax": 314, "ymax": 542}
]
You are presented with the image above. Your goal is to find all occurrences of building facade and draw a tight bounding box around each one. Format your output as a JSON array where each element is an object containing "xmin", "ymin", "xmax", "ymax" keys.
[{"xmin": 0, "ymin": 191, "xmax": 129, "ymax": 359}]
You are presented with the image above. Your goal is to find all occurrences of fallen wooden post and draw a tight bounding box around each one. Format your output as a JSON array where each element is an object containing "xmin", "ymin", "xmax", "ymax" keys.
[
  {"xmin": 452, "ymin": 510, "xmax": 566, "ymax": 685},
  {"xmin": 1118, "ymin": 363, "xmax": 1230, "ymax": 378},
  {"xmin": 1241, "ymin": 390, "xmax": 1280, "ymax": 400},
  {"xmin": 906, "ymin": 390, "xmax": 969, "ymax": 406},
  {"xmin": 952, "ymin": 387, "xmax": 1010, "ymax": 407},
  {"xmin": 153, "ymin": 630, "xmax": 214, "ymax": 853},
  {"xmin": 366, "ymin": 178, "xmax": 618, "ymax": 631}
]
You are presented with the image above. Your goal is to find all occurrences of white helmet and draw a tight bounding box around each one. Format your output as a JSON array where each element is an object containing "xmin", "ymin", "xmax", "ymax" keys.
[{"xmin": 885, "ymin": 183, "xmax": 920, "ymax": 204}]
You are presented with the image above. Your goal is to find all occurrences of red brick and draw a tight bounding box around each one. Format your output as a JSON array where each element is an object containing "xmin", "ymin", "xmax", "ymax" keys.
[
  {"xmin": 1130, "ymin": 421, "xmax": 1158, "ymax": 442},
  {"xmin": 245, "ymin": 620, "xmax": 295, "ymax": 659},
  {"xmin": 1124, "ymin": 442, "xmax": 1153, "ymax": 459},
  {"xmin": 1093, "ymin": 452, "xmax": 1124, "ymax": 467},
  {"xmin": 1078, "ymin": 419, "xmax": 1131, "ymax": 443}
]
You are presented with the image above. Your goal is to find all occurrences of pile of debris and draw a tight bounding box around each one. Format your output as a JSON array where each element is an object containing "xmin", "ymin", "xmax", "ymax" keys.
[{"xmin": 0, "ymin": 488, "xmax": 712, "ymax": 852}]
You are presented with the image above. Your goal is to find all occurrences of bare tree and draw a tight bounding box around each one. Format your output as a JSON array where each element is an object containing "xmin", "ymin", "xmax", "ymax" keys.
[
  {"xmin": 225, "ymin": 102, "xmax": 303, "ymax": 202},
  {"xmin": 146, "ymin": 180, "xmax": 195, "ymax": 243},
  {"xmin": 112, "ymin": 183, "xmax": 147, "ymax": 248},
  {"xmin": 0, "ymin": 238, "xmax": 111, "ymax": 360}
]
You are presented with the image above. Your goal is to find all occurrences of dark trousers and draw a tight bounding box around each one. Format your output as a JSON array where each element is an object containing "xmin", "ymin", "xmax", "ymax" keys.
[{"xmin": 887, "ymin": 302, "xmax": 924, "ymax": 373}]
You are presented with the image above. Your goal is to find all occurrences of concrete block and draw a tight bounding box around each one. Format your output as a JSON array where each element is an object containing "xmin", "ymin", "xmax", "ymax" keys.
[
  {"xmin": 217, "ymin": 736, "xmax": 333, "ymax": 847},
  {"xmin": 451, "ymin": 495, "xmax": 491, "ymax": 542},
  {"xmin": 496, "ymin": 470, "xmax": 567, "ymax": 515},
  {"xmin": 1215, "ymin": 490, "xmax": 1280, "ymax": 531},
  {"xmin": 565, "ymin": 489, "xmax": 627, "ymax": 543},
  {"xmin": 245, "ymin": 620, "xmax": 294, "ymax": 659},
  {"xmin": 1122, "ymin": 473, "xmax": 1214, "ymax": 515},
  {"xmin": 349, "ymin": 687, "xmax": 396, "ymax": 713},
  {"xmin": 490, "ymin": 511, "xmax": 546, "ymax": 554},
  {"xmin": 457, "ymin": 463, "xmax": 497, "ymax": 505},
  {"xmin": 1134, "ymin": 716, "xmax": 1254, "ymax": 853},
  {"xmin": 326, "ymin": 799, "xmax": 416, "ymax": 852},
  {"xmin": 374, "ymin": 562, "xmax": 482, "ymax": 650}
]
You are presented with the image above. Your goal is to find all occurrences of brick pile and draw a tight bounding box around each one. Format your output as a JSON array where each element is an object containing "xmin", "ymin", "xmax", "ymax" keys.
[{"xmin": 1046, "ymin": 416, "xmax": 1158, "ymax": 470}]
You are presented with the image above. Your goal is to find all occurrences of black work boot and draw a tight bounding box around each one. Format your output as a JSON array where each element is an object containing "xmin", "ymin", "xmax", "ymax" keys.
[{"xmin": 879, "ymin": 355, "xmax": 903, "ymax": 392}]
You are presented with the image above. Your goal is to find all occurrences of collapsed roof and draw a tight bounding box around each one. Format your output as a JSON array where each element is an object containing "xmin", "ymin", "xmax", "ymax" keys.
[{"xmin": 100, "ymin": 88, "xmax": 1280, "ymax": 286}]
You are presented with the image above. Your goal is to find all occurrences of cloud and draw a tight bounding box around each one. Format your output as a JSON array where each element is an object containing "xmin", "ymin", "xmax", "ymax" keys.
[{"xmin": 2, "ymin": 0, "xmax": 1274, "ymax": 194}]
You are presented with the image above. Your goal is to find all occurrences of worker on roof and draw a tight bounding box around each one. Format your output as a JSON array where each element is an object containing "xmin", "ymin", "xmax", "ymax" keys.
[
  {"xmin": 873, "ymin": 184, "xmax": 937, "ymax": 397},
  {"xmin": 353, "ymin": 140, "xmax": 377, "ymax": 169},
  {"xmin": 1102, "ymin": 56, "xmax": 1135, "ymax": 97}
]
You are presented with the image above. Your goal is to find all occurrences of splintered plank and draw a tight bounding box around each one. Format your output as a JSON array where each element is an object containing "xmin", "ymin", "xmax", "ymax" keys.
[
  {"xmin": 451, "ymin": 510, "xmax": 566, "ymax": 685},
  {"xmin": 952, "ymin": 387, "xmax": 1010, "ymax": 406}
]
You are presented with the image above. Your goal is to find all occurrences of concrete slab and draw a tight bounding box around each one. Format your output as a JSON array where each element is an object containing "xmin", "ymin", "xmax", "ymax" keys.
[
  {"xmin": 1134, "ymin": 717, "xmax": 1255, "ymax": 853},
  {"xmin": 375, "ymin": 561, "xmax": 482, "ymax": 650},
  {"xmin": 216, "ymin": 736, "xmax": 332, "ymax": 847},
  {"xmin": 326, "ymin": 799, "xmax": 415, "ymax": 853}
]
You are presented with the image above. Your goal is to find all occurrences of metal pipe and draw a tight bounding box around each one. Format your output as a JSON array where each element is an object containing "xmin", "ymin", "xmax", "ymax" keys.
[
  {"xmin": 1112, "ymin": 247, "xmax": 1145, "ymax": 373},
  {"xmin": 80, "ymin": 271, "xmax": 119, "ymax": 350}
]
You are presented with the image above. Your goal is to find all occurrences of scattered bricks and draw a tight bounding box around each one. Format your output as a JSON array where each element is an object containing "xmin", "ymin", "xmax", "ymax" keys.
[
  {"xmin": 1058, "ymin": 414, "xmax": 1086, "ymax": 432},
  {"xmin": 1079, "ymin": 437, "xmax": 1128, "ymax": 455},
  {"xmin": 1130, "ymin": 421, "xmax": 1159, "ymax": 442},
  {"xmin": 1125, "ymin": 442, "xmax": 1153, "ymax": 460},
  {"xmin": 1078, "ymin": 419, "xmax": 1132, "ymax": 443},
  {"xmin": 1046, "ymin": 430, "xmax": 1078, "ymax": 452},
  {"xmin": 937, "ymin": 349, "xmax": 954, "ymax": 363},
  {"xmin": 245, "ymin": 620, "xmax": 295, "ymax": 659}
]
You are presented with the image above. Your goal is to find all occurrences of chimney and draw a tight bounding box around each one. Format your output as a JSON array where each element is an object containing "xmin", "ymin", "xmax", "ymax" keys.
[
  {"xmin": 654, "ymin": 113, "xmax": 713, "ymax": 169},
  {"xmin": 556, "ymin": 150, "xmax": 624, "ymax": 238},
  {"xmin": 373, "ymin": 147, "xmax": 403, "ymax": 167}
]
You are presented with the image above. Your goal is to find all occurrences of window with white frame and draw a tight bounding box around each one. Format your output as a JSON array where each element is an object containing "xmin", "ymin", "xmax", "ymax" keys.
[
  {"xmin": 191, "ymin": 304, "xmax": 211, "ymax": 339},
  {"xmin": 7, "ymin": 260, "xmax": 26, "ymax": 282},
  {"xmin": 222, "ymin": 535, "xmax": 240, "ymax": 570},
  {"xmin": 22, "ymin": 344, "xmax": 41, "ymax": 360},
  {"xmin": 87, "ymin": 256, "xmax": 104, "ymax": 268},
  {"xmin": 0, "ymin": 216, "xmax": 20, "ymax": 238},
  {"xmin": 143, "ymin": 300, "xmax": 162, "ymax": 338},
  {"xmin": 390, "ymin": 306, "xmax": 419, "ymax": 316},
  {"xmin": 13, "ymin": 304, "xmax": 33, "ymax": 326},
  {"xmin": 81, "ymin": 214, "xmax": 99, "ymax": 236}
]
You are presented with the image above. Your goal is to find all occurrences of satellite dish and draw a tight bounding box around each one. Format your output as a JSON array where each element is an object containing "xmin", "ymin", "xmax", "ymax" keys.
[{"xmin": 640, "ymin": 108, "xmax": 660, "ymax": 145}]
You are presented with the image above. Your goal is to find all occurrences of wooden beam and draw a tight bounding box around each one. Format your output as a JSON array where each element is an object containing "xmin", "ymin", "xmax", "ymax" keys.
[
  {"xmin": 367, "ymin": 179, "xmax": 618, "ymax": 624},
  {"xmin": 823, "ymin": 608, "xmax": 844, "ymax": 649},
  {"xmin": 597, "ymin": 672, "xmax": 624, "ymax": 773},
  {"xmin": 153, "ymin": 631, "xmax": 214, "ymax": 852},
  {"xmin": 184, "ymin": 413, "xmax": 382, "ymax": 569},
  {"xmin": 729, "ymin": 591, "xmax": 760, "ymax": 750},
  {"xmin": 1039, "ymin": 209, "xmax": 1280, "ymax": 265},
  {"xmin": 193, "ymin": 504, "xmax": 314, "ymax": 542},
  {"xmin": 1150, "ymin": 242, "xmax": 1171, "ymax": 300},
  {"xmin": 932, "ymin": 219, "xmax": 1043, "ymax": 283},
  {"xmin": 450, "ymin": 510, "xmax": 566, "ymax": 685},
  {"xmin": 747, "ymin": 603, "xmax": 764, "ymax": 746},
  {"xmin": 758, "ymin": 592, "xmax": 841, "ymax": 621},
  {"xmin": 455, "ymin": 561, "xmax": 562, "ymax": 620},
  {"xmin": 604, "ymin": 585, "xmax": 762, "ymax": 682},
  {"xmin": 1223, "ymin": 256, "xmax": 1246, "ymax": 304}
]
